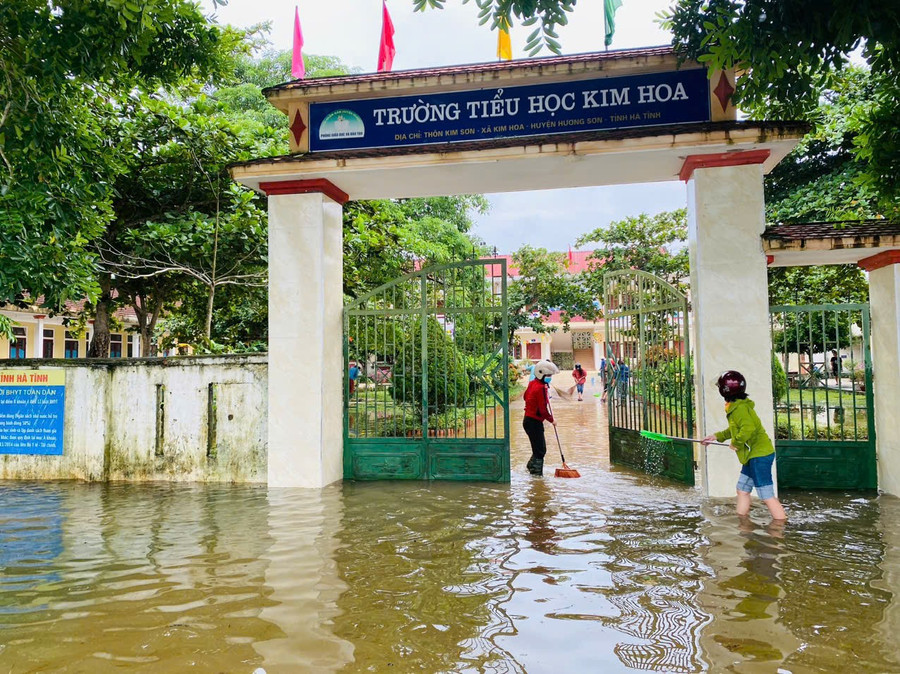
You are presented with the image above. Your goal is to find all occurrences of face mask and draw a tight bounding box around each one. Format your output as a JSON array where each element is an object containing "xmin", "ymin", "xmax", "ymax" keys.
[{"xmin": 544, "ymin": 376, "xmax": 552, "ymax": 384}]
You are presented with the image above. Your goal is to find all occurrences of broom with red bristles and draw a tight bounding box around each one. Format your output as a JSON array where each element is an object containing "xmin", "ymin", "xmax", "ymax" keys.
[{"xmin": 547, "ymin": 398, "xmax": 580, "ymax": 478}]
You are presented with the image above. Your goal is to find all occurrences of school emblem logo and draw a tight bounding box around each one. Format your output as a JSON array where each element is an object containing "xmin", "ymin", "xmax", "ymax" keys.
[{"xmin": 318, "ymin": 109, "xmax": 365, "ymax": 140}]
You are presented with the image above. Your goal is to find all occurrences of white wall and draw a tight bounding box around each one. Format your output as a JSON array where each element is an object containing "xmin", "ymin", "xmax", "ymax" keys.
[{"xmin": 0, "ymin": 355, "xmax": 267, "ymax": 482}]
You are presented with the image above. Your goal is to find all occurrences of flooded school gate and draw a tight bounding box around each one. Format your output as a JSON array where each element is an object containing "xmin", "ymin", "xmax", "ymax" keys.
[
  {"xmin": 231, "ymin": 46, "xmax": 900, "ymax": 495},
  {"xmin": 231, "ymin": 46, "xmax": 818, "ymax": 496}
]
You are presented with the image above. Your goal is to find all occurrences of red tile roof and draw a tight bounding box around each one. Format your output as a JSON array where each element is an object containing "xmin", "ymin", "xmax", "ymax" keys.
[
  {"xmin": 486, "ymin": 250, "xmax": 599, "ymax": 278},
  {"xmin": 63, "ymin": 298, "xmax": 138, "ymax": 321},
  {"xmin": 7, "ymin": 295, "xmax": 138, "ymax": 322},
  {"xmin": 763, "ymin": 220, "xmax": 900, "ymax": 241}
]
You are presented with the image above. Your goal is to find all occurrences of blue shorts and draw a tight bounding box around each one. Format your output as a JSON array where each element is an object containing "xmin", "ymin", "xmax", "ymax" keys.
[
  {"xmin": 737, "ymin": 453, "xmax": 776, "ymax": 500},
  {"xmin": 576, "ymin": 383, "xmax": 584, "ymax": 393}
]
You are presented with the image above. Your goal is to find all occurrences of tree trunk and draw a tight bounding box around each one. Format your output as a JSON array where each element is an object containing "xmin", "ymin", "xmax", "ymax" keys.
[
  {"xmin": 146, "ymin": 295, "xmax": 164, "ymax": 356},
  {"xmin": 89, "ymin": 276, "xmax": 112, "ymax": 358},
  {"xmin": 204, "ymin": 283, "xmax": 215, "ymax": 341},
  {"xmin": 130, "ymin": 292, "xmax": 151, "ymax": 358}
]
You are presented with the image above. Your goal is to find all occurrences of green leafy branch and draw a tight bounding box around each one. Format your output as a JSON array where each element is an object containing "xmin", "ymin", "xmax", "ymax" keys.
[{"xmin": 412, "ymin": 0, "xmax": 576, "ymax": 55}]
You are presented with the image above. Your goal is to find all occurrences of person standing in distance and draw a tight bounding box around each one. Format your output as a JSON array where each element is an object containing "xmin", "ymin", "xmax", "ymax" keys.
[
  {"xmin": 572, "ymin": 363, "xmax": 587, "ymax": 401},
  {"xmin": 701, "ymin": 370, "xmax": 786, "ymax": 521},
  {"xmin": 523, "ymin": 360, "xmax": 560, "ymax": 476}
]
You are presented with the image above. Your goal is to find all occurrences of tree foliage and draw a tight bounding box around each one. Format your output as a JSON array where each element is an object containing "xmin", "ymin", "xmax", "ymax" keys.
[
  {"xmin": 764, "ymin": 68, "xmax": 890, "ymax": 223},
  {"xmin": 413, "ymin": 0, "xmax": 575, "ymax": 55},
  {"xmin": 664, "ymin": 1, "xmax": 900, "ymax": 211},
  {"xmin": 0, "ymin": 0, "xmax": 241, "ymax": 315},
  {"xmin": 506, "ymin": 246, "xmax": 599, "ymax": 340},
  {"xmin": 577, "ymin": 209, "xmax": 689, "ymax": 295},
  {"xmin": 157, "ymin": 47, "xmax": 488, "ymax": 351},
  {"xmin": 85, "ymin": 91, "xmax": 267, "ymax": 355},
  {"xmin": 768, "ymin": 266, "xmax": 868, "ymax": 307},
  {"xmin": 343, "ymin": 196, "xmax": 489, "ymax": 300}
]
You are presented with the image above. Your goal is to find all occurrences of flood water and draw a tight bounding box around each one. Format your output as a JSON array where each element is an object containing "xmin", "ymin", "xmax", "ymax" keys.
[{"xmin": 2, "ymin": 392, "xmax": 900, "ymax": 673}]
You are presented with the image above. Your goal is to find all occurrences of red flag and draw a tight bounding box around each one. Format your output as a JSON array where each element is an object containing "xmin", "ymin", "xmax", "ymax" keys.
[
  {"xmin": 378, "ymin": 0, "xmax": 395, "ymax": 72},
  {"xmin": 568, "ymin": 246, "xmax": 574, "ymax": 267},
  {"xmin": 292, "ymin": 6, "xmax": 305, "ymax": 79}
]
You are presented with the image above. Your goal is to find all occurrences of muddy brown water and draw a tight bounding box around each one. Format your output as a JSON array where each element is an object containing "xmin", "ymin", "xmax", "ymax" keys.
[{"xmin": 2, "ymin": 391, "xmax": 899, "ymax": 673}]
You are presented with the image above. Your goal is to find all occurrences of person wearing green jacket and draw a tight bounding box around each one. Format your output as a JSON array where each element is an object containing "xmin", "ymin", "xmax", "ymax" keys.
[{"xmin": 701, "ymin": 370, "xmax": 786, "ymax": 521}]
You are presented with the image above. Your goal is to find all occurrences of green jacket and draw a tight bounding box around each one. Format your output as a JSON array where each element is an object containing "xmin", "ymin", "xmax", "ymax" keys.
[{"xmin": 714, "ymin": 398, "xmax": 775, "ymax": 465}]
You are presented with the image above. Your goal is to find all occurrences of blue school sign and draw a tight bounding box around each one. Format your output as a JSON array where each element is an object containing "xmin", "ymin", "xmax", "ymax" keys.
[
  {"xmin": 309, "ymin": 68, "xmax": 711, "ymax": 152},
  {"xmin": 0, "ymin": 370, "xmax": 65, "ymax": 455}
]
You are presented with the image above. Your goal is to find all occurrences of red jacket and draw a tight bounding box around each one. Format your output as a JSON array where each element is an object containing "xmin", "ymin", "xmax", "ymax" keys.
[
  {"xmin": 524, "ymin": 379, "xmax": 553, "ymax": 423},
  {"xmin": 572, "ymin": 368, "xmax": 587, "ymax": 384}
]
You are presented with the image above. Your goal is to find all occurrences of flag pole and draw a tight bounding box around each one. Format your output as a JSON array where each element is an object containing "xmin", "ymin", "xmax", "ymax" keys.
[{"xmin": 603, "ymin": 1, "xmax": 608, "ymax": 51}]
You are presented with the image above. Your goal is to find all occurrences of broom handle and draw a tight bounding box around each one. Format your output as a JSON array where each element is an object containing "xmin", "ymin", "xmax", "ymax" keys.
[
  {"xmin": 553, "ymin": 424, "xmax": 566, "ymax": 464},
  {"xmin": 547, "ymin": 395, "xmax": 566, "ymax": 464},
  {"xmin": 665, "ymin": 435, "xmax": 732, "ymax": 448}
]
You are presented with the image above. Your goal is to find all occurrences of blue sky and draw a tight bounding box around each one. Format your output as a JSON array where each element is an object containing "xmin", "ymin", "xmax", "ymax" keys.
[{"xmin": 206, "ymin": 0, "xmax": 687, "ymax": 252}]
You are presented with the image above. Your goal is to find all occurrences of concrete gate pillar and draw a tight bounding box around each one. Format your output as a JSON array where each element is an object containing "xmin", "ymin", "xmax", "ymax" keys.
[
  {"xmin": 262, "ymin": 179, "xmax": 347, "ymax": 488},
  {"xmin": 683, "ymin": 153, "xmax": 775, "ymax": 498},
  {"xmin": 860, "ymin": 252, "xmax": 900, "ymax": 496}
]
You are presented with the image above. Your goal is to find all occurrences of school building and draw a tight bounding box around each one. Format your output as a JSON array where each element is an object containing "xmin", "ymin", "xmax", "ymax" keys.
[{"xmin": 0, "ymin": 301, "xmax": 142, "ymax": 360}]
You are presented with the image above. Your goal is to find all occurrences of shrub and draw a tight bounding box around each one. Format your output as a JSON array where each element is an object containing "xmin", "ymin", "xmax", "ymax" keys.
[
  {"xmin": 771, "ymin": 353, "xmax": 788, "ymax": 402},
  {"xmin": 508, "ymin": 362, "xmax": 521, "ymax": 387},
  {"xmin": 774, "ymin": 415, "xmax": 800, "ymax": 439},
  {"xmin": 849, "ymin": 364, "xmax": 867, "ymax": 383},
  {"xmin": 551, "ymin": 351, "xmax": 574, "ymax": 371},
  {"xmin": 390, "ymin": 317, "xmax": 470, "ymax": 414},
  {"xmin": 641, "ymin": 357, "xmax": 693, "ymax": 411}
]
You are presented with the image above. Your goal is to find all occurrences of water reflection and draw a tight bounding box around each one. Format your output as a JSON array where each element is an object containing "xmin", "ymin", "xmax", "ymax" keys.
[
  {"xmin": 255, "ymin": 487, "xmax": 353, "ymax": 673},
  {"xmin": 0, "ymin": 396, "xmax": 899, "ymax": 673},
  {"xmin": 332, "ymin": 481, "xmax": 520, "ymax": 672},
  {"xmin": 603, "ymin": 501, "xmax": 711, "ymax": 673},
  {"xmin": 0, "ymin": 485, "xmax": 64, "ymax": 609},
  {"xmin": 0, "ymin": 483, "xmax": 278, "ymax": 672}
]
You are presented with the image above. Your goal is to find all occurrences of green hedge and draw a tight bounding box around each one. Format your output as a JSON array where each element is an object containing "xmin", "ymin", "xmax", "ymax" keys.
[{"xmin": 390, "ymin": 317, "xmax": 469, "ymax": 413}]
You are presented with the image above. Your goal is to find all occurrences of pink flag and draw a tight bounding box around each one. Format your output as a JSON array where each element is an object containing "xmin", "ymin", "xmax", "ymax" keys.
[
  {"xmin": 292, "ymin": 6, "xmax": 305, "ymax": 79},
  {"xmin": 377, "ymin": 0, "xmax": 395, "ymax": 72}
]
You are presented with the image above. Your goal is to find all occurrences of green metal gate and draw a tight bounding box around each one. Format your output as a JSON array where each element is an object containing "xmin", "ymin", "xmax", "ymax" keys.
[
  {"xmin": 604, "ymin": 271, "xmax": 695, "ymax": 485},
  {"xmin": 770, "ymin": 304, "xmax": 876, "ymax": 490},
  {"xmin": 343, "ymin": 259, "xmax": 510, "ymax": 481}
]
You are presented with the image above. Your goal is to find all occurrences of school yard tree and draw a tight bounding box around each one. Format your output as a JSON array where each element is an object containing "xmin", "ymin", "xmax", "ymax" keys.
[
  {"xmin": 0, "ymin": 0, "xmax": 241, "ymax": 339},
  {"xmin": 506, "ymin": 246, "xmax": 599, "ymax": 344},
  {"xmin": 147, "ymin": 46, "xmax": 489, "ymax": 351},
  {"xmin": 577, "ymin": 209, "xmax": 689, "ymax": 295}
]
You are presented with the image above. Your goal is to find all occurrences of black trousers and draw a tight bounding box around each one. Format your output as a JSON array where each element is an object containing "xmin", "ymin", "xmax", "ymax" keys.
[{"xmin": 523, "ymin": 416, "xmax": 547, "ymax": 461}]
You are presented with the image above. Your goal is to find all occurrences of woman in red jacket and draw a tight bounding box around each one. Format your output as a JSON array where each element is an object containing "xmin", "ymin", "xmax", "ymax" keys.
[
  {"xmin": 572, "ymin": 363, "xmax": 587, "ymax": 401},
  {"xmin": 524, "ymin": 360, "xmax": 560, "ymax": 476}
]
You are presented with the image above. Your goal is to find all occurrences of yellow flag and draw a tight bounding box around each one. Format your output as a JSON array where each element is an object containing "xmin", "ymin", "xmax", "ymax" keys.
[{"xmin": 497, "ymin": 20, "xmax": 512, "ymax": 60}]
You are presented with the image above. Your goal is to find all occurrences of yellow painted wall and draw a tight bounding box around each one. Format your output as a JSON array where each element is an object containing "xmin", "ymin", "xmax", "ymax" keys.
[{"xmin": 0, "ymin": 312, "xmax": 133, "ymax": 360}]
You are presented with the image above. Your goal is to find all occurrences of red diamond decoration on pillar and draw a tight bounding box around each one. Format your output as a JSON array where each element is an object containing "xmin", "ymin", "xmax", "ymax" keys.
[
  {"xmin": 713, "ymin": 72, "xmax": 735, "ymax": 112},
  {"xmin": 290, "ymin": 110, "xmax": 307, "ymax": 145}
]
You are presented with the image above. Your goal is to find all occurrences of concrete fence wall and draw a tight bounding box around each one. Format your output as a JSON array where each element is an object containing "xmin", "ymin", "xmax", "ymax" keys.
[{"xmin": 0, "ymin": 355, "xmax": 267, "ymax": 483}]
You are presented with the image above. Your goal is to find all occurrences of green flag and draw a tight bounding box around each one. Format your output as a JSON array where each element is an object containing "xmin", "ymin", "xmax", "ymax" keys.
[{"xmin": 604, "ymin": 0, "xmax": 623, "ymax": 47}]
